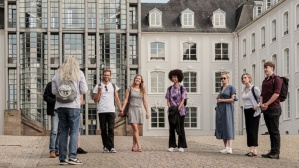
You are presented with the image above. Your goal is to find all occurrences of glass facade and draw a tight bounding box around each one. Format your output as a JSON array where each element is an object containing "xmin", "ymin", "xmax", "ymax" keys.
[{"xmin": 4, "ymin": 0, "xmax": 137, "ymax": 135}]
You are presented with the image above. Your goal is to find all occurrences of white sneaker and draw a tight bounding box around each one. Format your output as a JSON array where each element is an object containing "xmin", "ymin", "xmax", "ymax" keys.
[
  {"xmin": 103, "ymin": 147, "xmax": 109, "ymax": 153},
  {"xmin": 110, "ymin": 148, "xmax": 117, "ymax": 153},
  {"xmin": 178, "ymin": 148, "xmax": 184, "ymax": 152},
  {"xmin": 168, "ymin": 147, "xmax": 175, "ymax": 152},
  {"xmin": 226, "ymin": 147, "xmax": 232, "ymax": 154},
  {"xmin": 219, "ymin": 147, "xmax": 228, "ymax": 153}
]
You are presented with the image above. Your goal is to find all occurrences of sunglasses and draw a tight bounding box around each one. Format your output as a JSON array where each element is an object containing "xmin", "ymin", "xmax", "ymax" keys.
[
  {"xmin": 105, "ymin": 86, "xmax": 108, "ymax": 91},
  {"xmin": 220, "ymin": 77, "xmax": 227, "ymax": 80}
]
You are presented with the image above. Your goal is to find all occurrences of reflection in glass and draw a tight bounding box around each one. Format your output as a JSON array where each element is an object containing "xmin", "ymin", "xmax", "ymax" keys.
[
  {"xmin": 8, "ymin": 4, "xmax": 17, "ymax": 28},
  {"xmin": 62, "ymin": 0, "xmax": 84, "ymax": 29},
  {"xmin": 150, "ymin": 71, "xmax": 165, "ymax": 93},
  {"xmin": 183, "ymin": 42, "xmax": 197, "ymax": 60},
  {"xmin": 215, "ymin": 43, "xmax": 229, "ymax": 61},
  {"xmin": 50, "ymin": 2, "xmax": 59, "ymax": 28},
  {"xmin": 88, "ymin": 3, "xmax": 96, "ymax": 29},
  {"xmin": 185, "ymin": 107, "xmax": 197, "ymax": 128},
  {"xmin": 19, "ymin": 0, "xmax": 46, "ymax": 28},
  {"xmin": 99, "ymin": 0, "xmax": 126, "ymax": 29},
  {"xmin": 183, "ymin": 72, "xmax": 197, "ymax": 92},
  {"xmin": 8, "ymin": 69, "xmax": 17, "ymax": 110},
  {"xmin": 151, "ymin": 107, "xmax": 165, "ymax": 128},
  {"xmin": 129, "ymin": 35, "xmax": 138, "ymax": 64},
  {"xmin": 63, "ymin": 34, "xmax": 84, "ymax": 65},
  {"xmin": 8, "ymin": 34, "xmax": 17, "ymax": 64},
  {"xmin": 150, "ymin": 42, "xmax": 165, "ymax": 60}
]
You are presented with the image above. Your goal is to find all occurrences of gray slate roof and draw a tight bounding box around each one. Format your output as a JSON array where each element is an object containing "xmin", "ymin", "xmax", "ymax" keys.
[{"xmin": 141, "ymin": 0, "xmax": 255, "ymax": 33}]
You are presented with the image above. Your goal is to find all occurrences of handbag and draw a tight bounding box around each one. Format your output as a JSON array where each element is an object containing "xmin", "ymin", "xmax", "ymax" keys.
[{"xmin": 122, "ymin": 87, "xmax": 131, "ymax": 117}]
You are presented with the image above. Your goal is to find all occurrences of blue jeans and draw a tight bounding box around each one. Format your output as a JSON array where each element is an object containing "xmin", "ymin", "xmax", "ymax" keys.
[
  {"xmin": 57, "ymin": 108, "xmax": 80, "ymax": 160},
  {"xmin": 49, "ymin": 112, "xmax": 59, "ymax": 152}
]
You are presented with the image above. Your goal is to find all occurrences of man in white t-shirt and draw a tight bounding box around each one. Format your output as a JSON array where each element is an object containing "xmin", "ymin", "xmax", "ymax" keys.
[{"xmin": 93, "ymin": 69, "xmax": 122, "ymax": 153}]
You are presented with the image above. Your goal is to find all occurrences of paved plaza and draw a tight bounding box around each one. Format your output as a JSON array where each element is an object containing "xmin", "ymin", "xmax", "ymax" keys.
[{"xmin": 0, "ymin": 135, "xmax": 298, "ymax": 168}]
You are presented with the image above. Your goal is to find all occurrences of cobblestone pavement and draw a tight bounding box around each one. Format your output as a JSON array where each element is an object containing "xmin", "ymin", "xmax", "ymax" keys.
[{"xmin": 0, "ymin": 135, "xmax": 298, "ymax": 168}]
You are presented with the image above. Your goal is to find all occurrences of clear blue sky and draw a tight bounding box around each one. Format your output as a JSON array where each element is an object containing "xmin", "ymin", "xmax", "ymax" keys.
[{"xmin": 141, "ymin": 0, "xmax": 169, "ymax": 3}]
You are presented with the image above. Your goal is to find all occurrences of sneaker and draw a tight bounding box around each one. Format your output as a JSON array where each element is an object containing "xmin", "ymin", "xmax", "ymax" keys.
[
  {"xmin": 59, "ymin": 160, "xmax": 68, "ymax": 165},
  {"xmin": 68, "ymin": 158, "xmax": 83, "ymax": 165},
  {"xmin": 178, "ymin": 148, "xmax": 184, "ymax": 152},
  {"xmin": 55, "ymin": 151, "xmax": 59, "ymax": 156},
  {"xmin": 50, "ymin": 152, "xmax": 56, "ymax": 158},
  {"xmin": 103, "ymin": 147, "xmax": 109, "ymax": 153},
  {"xmin": 168, "ymin": 147, "xmax": 175, "ymax": 152},
  {"xmin": 219, "ymin": 147, "xmax": 228, "ymax": 153},
  {"xmin": 77, "ymin": 147, "xmax": 88, "ymax": 154},
  {"xmin": 110, "ymin": 148, "xmax": 117, "ymax": 153},
  {"xmin": 226, "ymin": 147, "xmax": 232, "ymax": 154}
]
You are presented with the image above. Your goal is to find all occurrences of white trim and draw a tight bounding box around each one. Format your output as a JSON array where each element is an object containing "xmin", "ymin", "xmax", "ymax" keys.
[
  {"xmin": 251, "ymin": 32, "xmax": 256, "ymax": 54},
  {"xmin": 270, "ymin": 18, "xmax": 277, "ymax": 43},
  {"xmin": 184, "ymin": 106, "xmax": 201, "ymax": 129},
  {"xmin": 282, "ymin": 47, "xmax": 290, "ymax": 76},
  {"xmin": 148, "ymin": 106, "xmax": 167, "ymax": 129},
  {"xmin": 296, "ymin": 3, "xmax": 299, "ymax": 30},
  {"xmin": 295, "ymin": 40, "xmax": 299, "ymax": 72},
  {"xmin": 260, "ymin": 26, "xmax": 266, "ymax": 49},
  {"xmin": 212, "ymin": 8, "xmax": 226, "ymax": 28},
  {"xmin": 282, "ymin": 10, "xmax": 289, "ymax": 37}
]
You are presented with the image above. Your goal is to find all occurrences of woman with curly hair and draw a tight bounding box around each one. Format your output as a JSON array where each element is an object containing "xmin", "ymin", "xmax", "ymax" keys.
[
  {"xmin": 120, "ymin": 74, "xmax": 149, "ymax": 152},
  {"xmin": 165, "ymin": 69, "xmax": 188, "ymax": 152}
]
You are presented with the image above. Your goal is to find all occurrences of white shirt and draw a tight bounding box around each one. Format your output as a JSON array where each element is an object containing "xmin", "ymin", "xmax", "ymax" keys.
[
  {"xmin": 93, "ymin": 82, "xmax": 119, "ymax": 113},
  {"xmin": 242, "ymin": 85, "xmax": 261, "ymax": 117}
]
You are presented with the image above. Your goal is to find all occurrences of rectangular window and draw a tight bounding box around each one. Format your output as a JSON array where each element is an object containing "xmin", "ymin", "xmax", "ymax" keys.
[
  {"xmin": 261, "ymin": 27, "xmax": 265, "ymax": 48},
  {"xmin": 283, "ymin": 12, "xmax": 289, "ymax": 35},
  {"xmin": 251, "ymin": 33, "xmax": 255, "ymax": 53},
  {"xmin": 297, "ymin": 5, "xmax": 299, "ymax": 29},
  {"xmin": 87, "ymin": 69, "xmax": 97, "ymax": 100},
  {"xmin": 8, "ymin": 3, "xmax": 17, "ymax": 28},
  {"xmin": 183, "ymin": 72, "xmax": 197, "ymax": 92},
  {"xmin": 130, "ymin": 69, "xmax": 138, "ymax": 82},
  {"xmin": 19, "ymin": 0, "xmax": 45, "ymax": 28},
  {"xmin": 183, "ymin": 42, "xmax": 197, "ymax": 60},
  {"xmin": 184, "ymin": 107, "xmax": 197, "ymax": 128},
  {"xmin": 261, "ymin": 59, "xmax": 266, "ymax": 81},
  {"xmin": 151, "ymin": 107, "xmax": 165, "ymax": 128},
  {"xmin": 8, "ymin": 69, "xmax": 17, "ymax": 110},
  {"xmin": 99, "ymin": 1, "xmax": 126, "ymax": 29},
  {"xmin": 297, "ymin": 89, "xmax": 299, "ymax": 118},
  {"xmin": 129, "ymin": 5, "xmax": 138, "ymax": 29},
  {"xmin": 183, "ymin": 13, "xmax": 193, "ymax": 26},
  {"xmin": 214, "ymin": 13, "xmax": 225, "ymax": 27},
  {"xmin": 88, "ymin": 35, "xmax": 96, "ymax": 64},
  {"xmin": 297, "ymin": 43, "xmax": 299, "ymax": 72},
  {"xmin": 150, "ymin": 71, "xmax": 165, "ymax": 93},
  {"xmin": 286, "ymin": 92, "xmax": 290, "ymax": 119},
  {"xmin": 8, "ymin": 34, "xmax": 17, "ymax": 64},
  {"xmin": 243, "ymin": 39, "xmax": 246, "ymax": 58},
  {"xmin": 272, "ymin": 20, "xmax": 276, "ymax": 42},
  {"xmin": 215, "ymin": 43, "xmax": 229, "ymax": 61},
  {"xmin": 215, "ymin": 72, "xmax": 222, "ymax": 93},
  {"xmin": 50, "ymin": 34, "xmax": 59, "ymax": 64},
  {"xmin": 50, "ymin": 2, "xmax": 59, "ymax": 28},
  {"xmin": 82, "ymin": 104, "xmax": 97, "ymax": 135},
  {"xmin": 243, "ymin": 69, "xmax": 246, "ymax": 74},
  {"xmin": 88, "ymin": 3, "xmax": 96, "ymax": 29},
  {"xmin": 129, "ymin": 35, "xmax": 138, "ymax": 64},
  {"xmin": 63, "ymin": 34, "xmax": 84, "ymax": 65},
  {"xmin": 62, "ymin": 0, "xmax": 85, "ymax": 29},
  {"xmin": 284, "ymin": 49, "xmax": 289, "ymax": 75},
  {"xmin": 150, "ymin": 42, "xmax": 165, "ymax": 60},
  {"xmin": 256, "ymin": 6, "xmax": 262, "ymax": 17}
]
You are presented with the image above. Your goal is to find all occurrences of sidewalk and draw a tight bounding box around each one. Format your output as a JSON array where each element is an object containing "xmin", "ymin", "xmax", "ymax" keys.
[{"xmin": 0, "ymin": 135, "xmax": 298, "ymax": 168}]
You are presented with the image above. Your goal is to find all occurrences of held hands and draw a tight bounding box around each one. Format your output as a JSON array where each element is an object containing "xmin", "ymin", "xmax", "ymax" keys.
[{"xmin": 260, "ymin": 103, "xmax": 268, "ymax": 110}]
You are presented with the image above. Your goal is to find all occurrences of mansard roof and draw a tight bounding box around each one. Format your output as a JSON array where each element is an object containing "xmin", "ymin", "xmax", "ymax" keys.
[{"xmin": 141, "ymin": 0, "xmax": 255, "ymax": 33}]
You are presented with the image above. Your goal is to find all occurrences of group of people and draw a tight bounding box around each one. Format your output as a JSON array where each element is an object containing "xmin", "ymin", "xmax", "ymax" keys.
[
  {"xmin": 44, "ymin": 56, "xmax": 282, "ymax": 165},
  {"xmin": 215, "ymin": 61, "xmax": 282, "ymax": 159}
]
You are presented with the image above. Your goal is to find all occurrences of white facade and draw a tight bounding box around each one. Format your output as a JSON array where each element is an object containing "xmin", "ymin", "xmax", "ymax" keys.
[
  {"xmin": 141, "ymin": 33, "xmax": 240, "ymax": 136},
  {"xmin": 237, "ymin": 0, "xmax": 299, "ymax": 135}
]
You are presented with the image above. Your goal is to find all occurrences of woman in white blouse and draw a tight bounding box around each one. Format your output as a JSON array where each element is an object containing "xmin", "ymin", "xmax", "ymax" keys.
[{"xmin": 241, "ymin": 73, "xmax": 261, "ymax": 157}]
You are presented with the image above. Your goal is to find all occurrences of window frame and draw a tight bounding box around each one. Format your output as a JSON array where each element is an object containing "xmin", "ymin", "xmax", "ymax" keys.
[
  {"xmin": 251, "ymin": 33, "xmax": 256, "ymax": 54},
  {"xmin": 242, "ymin": 39, "xmax": 246, "ymax": 58},
  {"xmin": 283, "ymin": 48, "xmax": 290, "ymax": 76},
  {"xmin": 213, "ymin": 41, "xmax": 231, "ymax": 62},
  {"xmin": 182, "ymin": 71, "xmax": 198, "ymax": 94},
  {"xmin": 182, "ymin": 42, "xmax": 197, "ymax": 61},
  {"xmin": 261, "ymin": 26, "xmax": 266, "ymax": 48},
  {"xmin": 149, "ymin": 71, "xmax": 166, "ymax": 94},
  {"xmin": 184, "ymin": 107, "xmax": 200, "ymax": 129},
  {"xmin": 149, "ymin": 106, "xmax": 166, "ymax": 129},
  {"xmin": 149, "ymin": 8, "xmax": 162, "ymax": 27},
  {"xmin": 283, "ymin": 11, "xmax": 289, "ymax": 36},
  {"xmin": 149, "ymin": 42, "xmax": 165, "ymax": 61},
  {"xmin": 181, "ymin": 8, "xmax": 194, "ymax": 28},
  {"xmin": 271, "ymin": 19, "xmax": 277, "ymax": 42},
  {"xmin": 213, "ymin": 10, "xmax": 226, "ymax": 28}
]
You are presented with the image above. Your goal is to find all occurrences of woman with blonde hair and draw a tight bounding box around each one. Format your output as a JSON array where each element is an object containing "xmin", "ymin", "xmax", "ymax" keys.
[
  {"xmin": 215, "ymin": 72, "xmax": 237, "ymax": 154},
  {"xmin": 52, "ymin": 56, "xmax": 88, "ymax": 165},
  {"xmin": 120, "ymin": 74, "xmax": 149, "ymax": 152},
  {"xmin": 241, "ymin": 73, "xmax": 261, "ymax": 157}
]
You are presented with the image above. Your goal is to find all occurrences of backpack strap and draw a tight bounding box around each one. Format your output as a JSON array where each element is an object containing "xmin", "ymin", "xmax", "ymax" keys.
[
  {"xmin": 168, "ymin": 86, "xmax": 172, "ymax": 100},
  {"xmin": 251, "ymin": 86, "xmax": 258, "ymax": 103}
]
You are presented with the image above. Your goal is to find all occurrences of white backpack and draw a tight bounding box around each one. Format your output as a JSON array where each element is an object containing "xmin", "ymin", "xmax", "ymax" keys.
[{"xmin": 56, "ymin": 80, "xmax": 78, "ymax": 103}]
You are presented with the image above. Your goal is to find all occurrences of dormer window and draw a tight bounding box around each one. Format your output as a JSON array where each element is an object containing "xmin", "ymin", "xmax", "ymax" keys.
[
  {"xmin": 181, "ymin": 8, "xmax": 194, "ymax": 28},
  {"xmin": 149, "ymin": 8, "xmax": 162, "ymax": 27},
  {"xmin": 212, "ymin": 9, "xmax": 226, "ymax": 28},
  {"xmin": 254, "ymin": 1, "xmax": 263, "ymax": 18}
]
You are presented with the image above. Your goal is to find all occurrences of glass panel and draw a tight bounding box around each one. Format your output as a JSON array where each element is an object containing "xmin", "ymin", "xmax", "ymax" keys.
[
  {"xmin": 19, "ymin": 0, "xmax": 46, "ymax": 28},
  {"xmin": 63, "ymin": 34, "xmax": 84, "ymax": 65},
  {"xmin": 88, "ymin": 3, "xmax": 96, "ymax": 29},
  {"xmin": 8, "ymin": 4, "xmax": 17, "ymax": 28},
  {"xmin": 50, "ymin": 2, "xmax": 59, "ymax": 28},
  {"xmin": 150, "ymin": 107, "xmax": 165, "ymax": 128},
  {"xmin": 99, "ymin": 0, "xmax": 126, "ymax": 30},
  {"xmin": 62, "ymin": 0, "xmax": 85, "ymax": 29}
]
